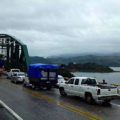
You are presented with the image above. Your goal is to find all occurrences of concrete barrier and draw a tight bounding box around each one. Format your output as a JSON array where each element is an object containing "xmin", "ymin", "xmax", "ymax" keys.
[{"xmin": 0, "ymin": 100, "xmax": 23, "ymax": 120}]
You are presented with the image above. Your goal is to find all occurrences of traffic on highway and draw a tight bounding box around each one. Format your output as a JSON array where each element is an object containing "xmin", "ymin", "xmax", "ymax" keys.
[{"xmin": 0, "ymin": 73, "xmax": 120, "ymax": 120}]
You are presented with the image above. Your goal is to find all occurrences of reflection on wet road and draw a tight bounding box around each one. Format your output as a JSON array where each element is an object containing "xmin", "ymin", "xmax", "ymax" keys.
[{"xmin": 0, "ymin": 76, "xmax": 120, "ymax": 120}]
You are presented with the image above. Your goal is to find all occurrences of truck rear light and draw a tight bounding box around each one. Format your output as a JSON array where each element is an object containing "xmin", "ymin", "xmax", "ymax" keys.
[{"xmin": 97, "ymin": 89, "xmax": 101, "ymax": 95}]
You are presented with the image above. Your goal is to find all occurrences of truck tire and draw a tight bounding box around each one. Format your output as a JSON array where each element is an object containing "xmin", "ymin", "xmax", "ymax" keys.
[
  {"xmin": 23, "ymin": 82, "xmax": 26, "ymax": 87},
  {"xmin": 11, "ymin": 80, "xmax": 13, "ymax": 83},
  {"xmin": 14, "ymin": 80, "xmax": 17, "ymax": 84},
  {"xmin": 59, "ymin": 88, "xmax": 67, "ymax": 96},
  {"xmin": 103, "ymin": 100, "xmax": 111, "ymax": 104},
  {"xmin": 31, "ymin": 84, "xmax": 36, "ymax": 90},
  {"xmin": 85, "ymin": 93, "xmax": 94, "ymax": 104},
  {"xmin": 47, "ymin": 86, "xmax": 51, "ymax": 90}
]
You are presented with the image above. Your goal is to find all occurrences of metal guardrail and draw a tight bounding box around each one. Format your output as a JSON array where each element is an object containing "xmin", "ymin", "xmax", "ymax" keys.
[{"xmin": 0, "ymin": 100, "xmax": 23, "ymax": 120}]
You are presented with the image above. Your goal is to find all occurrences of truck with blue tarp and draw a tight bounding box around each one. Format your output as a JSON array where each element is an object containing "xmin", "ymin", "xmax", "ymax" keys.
[{"xmin": 26, "ymin": 63, "xmax": 59, "ymax": 89}]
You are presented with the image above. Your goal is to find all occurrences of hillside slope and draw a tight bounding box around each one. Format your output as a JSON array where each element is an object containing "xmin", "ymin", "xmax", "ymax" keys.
[{"xmin": 30, "ymin": 54, "xmax": 120, "ymax": 67}]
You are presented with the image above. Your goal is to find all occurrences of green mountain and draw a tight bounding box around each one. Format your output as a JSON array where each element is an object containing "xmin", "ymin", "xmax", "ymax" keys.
[
  {"xmin": 30, "ymin": 54, "xmax": 120, "ymax": 67},
  {"xmin": 48, "ymin": 55, "xmax": 120, "ymax": 66},
  {"xmin": 63, "ymin": 63, "xmax": 114, "ymax": 72},
  {"xmin": 30, "ymin": 56, "xmax": 52, "ymax": 64}
]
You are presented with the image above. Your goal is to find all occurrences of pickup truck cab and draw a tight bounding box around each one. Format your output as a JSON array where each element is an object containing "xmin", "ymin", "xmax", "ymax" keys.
[
  {"xmin": 59, "ymin": 77, "xmax": 119, "ymax": 104},
  {"xmin": 7, "ymin": 69, "xmax": 20, "ymax": 79}
]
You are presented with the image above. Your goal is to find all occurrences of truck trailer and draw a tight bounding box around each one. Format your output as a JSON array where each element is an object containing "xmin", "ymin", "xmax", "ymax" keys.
[{"xmin": 27, "ymin": 63, "xmax": 59, "ymax": 89}]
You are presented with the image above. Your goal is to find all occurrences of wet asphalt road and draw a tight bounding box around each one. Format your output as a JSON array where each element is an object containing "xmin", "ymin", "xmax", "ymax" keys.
[
  {"xmin": 0, "ymin": 104, "xmax": 16, "ymax": 120},
  {"xmin": 0, "ymin": 76, "xmax": 120, "ymax": 120}
]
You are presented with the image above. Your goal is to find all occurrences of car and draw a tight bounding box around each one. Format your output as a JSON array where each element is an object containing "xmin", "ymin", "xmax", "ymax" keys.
[
  {"xmin": 11, "ymin": 72, "xmax": 25, "ymax": 83},
  {"xmin": 7, "ymin": 68, "xmax": 21, "ymax": 79}
]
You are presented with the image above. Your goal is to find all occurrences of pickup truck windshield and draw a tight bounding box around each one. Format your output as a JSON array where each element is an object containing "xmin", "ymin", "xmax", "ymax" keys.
[
  {"xmin": 18, "ymin": 74, "xmax": 25, "ymax": 76},
  {"xmin": 12, "ymin": 70, "xmax": 20, "ymax": 72}
]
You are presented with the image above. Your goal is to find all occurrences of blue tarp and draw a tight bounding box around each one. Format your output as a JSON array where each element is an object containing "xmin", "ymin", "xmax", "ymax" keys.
[{"xmin": 28, "ymin": 63, "xmax": 59, "ymax": 78}]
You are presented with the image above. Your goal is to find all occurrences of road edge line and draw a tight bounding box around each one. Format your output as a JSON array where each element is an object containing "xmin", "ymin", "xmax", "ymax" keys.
[{"xmin": 0, "ymin": 100, "xmax": 23, "ymax": 120}]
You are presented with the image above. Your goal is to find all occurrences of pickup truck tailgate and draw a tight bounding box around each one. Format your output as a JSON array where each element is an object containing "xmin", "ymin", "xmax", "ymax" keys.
[
  {"xmin": 101, "ymin": 88, "xmax": 118, "ymax": 95},
  {"xmin": 98, "ymin": 85, "xmax": 118, "ymax": 95}
]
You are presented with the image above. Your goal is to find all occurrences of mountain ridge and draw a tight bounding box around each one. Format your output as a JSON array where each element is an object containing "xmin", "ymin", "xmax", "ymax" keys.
[{"xmin": 30, "ymin": 54, "xmax": 120, "ymax": 67}]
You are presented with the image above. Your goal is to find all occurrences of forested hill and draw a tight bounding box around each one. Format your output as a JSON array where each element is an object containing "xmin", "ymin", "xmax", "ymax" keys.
[
  {"xmin": 30, "ymin": 56, "xmax": 52, "ymax": 64},
  {"xmin": 30, "ymin": 54, "xmax": 120, "ymax": 67},
  {"xmin": 61, "ymin": 63, "xmax": 114, "ymax": 72}
]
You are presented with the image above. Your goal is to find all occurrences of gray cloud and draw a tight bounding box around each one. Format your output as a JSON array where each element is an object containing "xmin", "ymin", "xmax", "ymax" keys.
[{"xmin": 0, "ymin": 0, "xmax": 120, "ymax": 57}]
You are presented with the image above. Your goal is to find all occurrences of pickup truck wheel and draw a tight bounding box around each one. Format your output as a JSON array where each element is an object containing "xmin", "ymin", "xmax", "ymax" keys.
[
  {"xmin": 59, "ymin": 88, "xmax": 67, "ymax": 96},
  {"xmin": 103, "ymin": 100, "xmax": 111, "ymax": 104},
  {"xmin": 47, "ymin": 87, "xmax": 51, "ymax": 90},
  {"xmin": 85, "ymin": 94, "xmax": 93, "ymax": 104},
  {"xmin": 23, "ymin": 82, "xmax": 26, "ymax": 87}
]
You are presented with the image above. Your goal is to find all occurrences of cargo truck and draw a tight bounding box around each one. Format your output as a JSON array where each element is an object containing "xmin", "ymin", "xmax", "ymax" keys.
[{"xmin": 24, "ymin": 63, "xmax": 59, "ymax": 90}]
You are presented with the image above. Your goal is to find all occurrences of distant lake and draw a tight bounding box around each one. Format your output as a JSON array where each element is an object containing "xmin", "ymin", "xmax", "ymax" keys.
[{"xmin": 72, "ymin": 67, "xmax": 120, "ymax": 85}]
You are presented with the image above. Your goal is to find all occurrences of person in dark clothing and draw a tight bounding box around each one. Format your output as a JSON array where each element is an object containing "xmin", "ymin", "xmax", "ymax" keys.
[{"xmin": 102, "ymin": 79, "xmax": 107, "ymax": 84}]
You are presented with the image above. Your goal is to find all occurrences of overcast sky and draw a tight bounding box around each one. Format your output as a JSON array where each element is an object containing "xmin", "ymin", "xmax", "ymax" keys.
[{"xmin": 0, "ymin": 0, "xmax": 120, "ymax": 57}]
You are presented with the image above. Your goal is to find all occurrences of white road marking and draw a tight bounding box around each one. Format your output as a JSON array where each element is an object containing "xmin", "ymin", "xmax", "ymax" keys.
[
  {"xmin": 111, "ymin": 103, "xmax": 120, "ymax": 108},
  {"xmin": 0, "ymin": 100, "xmax": 23, "ymax": 120}
]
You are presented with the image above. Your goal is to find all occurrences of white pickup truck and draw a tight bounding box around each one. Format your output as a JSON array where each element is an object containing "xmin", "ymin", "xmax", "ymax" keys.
[
  {"xmin": 59, "ymin": 77, "xmax": 119, "ymax": 104},
  {"xmin": 7, "ymin": 68, "xmax": 21, "ymax": 79}
]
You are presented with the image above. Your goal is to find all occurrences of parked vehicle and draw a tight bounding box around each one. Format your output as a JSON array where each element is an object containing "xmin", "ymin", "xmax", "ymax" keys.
[
  {"xmin": 0, "ymin": 59, "xmax": 5, "ymax": 76},
  {"xmin": 11, "ymin": 72, "xmax": 25, "ymax": 83},
  {"xmin": 56, "ymin": 75, "xmax": 65, "ymax": 88},
  {"xmin": 59, "ymin": 77, "xmax": 119, "ymax": 104},
  {"xmin": 7, "ymin": 68, "xmax": 20, "ymax": 79},
  {"xmin": 0, "ymin": 67, "xmax": 4, "ymax": 76},
  {"xmin": 24, "ymin": 63, "xmax": 59, "ymax": 89},
  {"xmin": 23, "ymin": 75, "xmax": 32, "ymax": 87}
]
